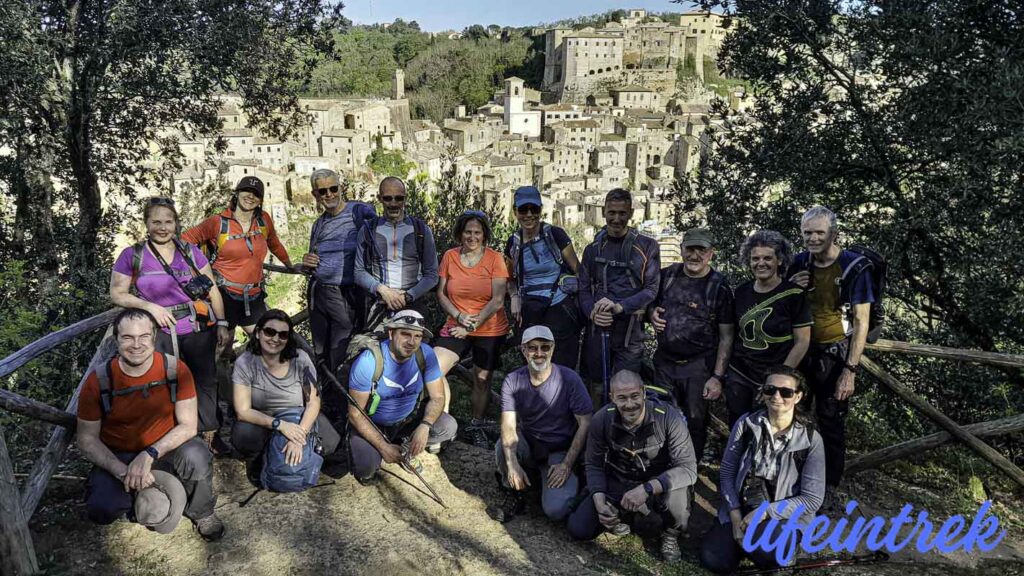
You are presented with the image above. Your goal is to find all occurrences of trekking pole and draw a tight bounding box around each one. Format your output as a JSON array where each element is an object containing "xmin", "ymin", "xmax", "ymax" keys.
[
  {"xmin": 732, "ymin": 550, "xmax": 890, "ymax": 575},
  {"xmin": 293, "ymin": 334, "xmax": 448, "ymax": 508},
  {"xmin": 601, "ymin": 328, "xmax": 611, "ymax": 405}
]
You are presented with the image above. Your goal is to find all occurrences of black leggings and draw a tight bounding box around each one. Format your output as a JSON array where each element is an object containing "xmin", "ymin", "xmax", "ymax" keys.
[{"xmin": 157, "ymin": 329, "xmax": 219, "ymax": 432}]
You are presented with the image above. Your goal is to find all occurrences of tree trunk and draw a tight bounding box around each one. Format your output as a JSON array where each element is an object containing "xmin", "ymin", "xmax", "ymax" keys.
[
  {"xmin": 0, "ymin": 429, "xmax": 38, "ymax": 576},
  {"xmin": 68, "ymin": 82, "xmax": 103, "ymax": 272},
  {"xmin": 11, "ymin": 144, "xmax": 58, "ymax": 276}
]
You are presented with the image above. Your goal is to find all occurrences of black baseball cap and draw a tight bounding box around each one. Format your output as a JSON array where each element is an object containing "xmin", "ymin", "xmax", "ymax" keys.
[{"xmin": 234, "ymin": 176, "xmax": 265, "ymax": 199}]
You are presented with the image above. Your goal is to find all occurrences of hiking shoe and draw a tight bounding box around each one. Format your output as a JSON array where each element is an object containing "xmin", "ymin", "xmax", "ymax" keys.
[
  {"xmin": 660, "ymin": 527, "xmax": 682, "ymax": 562},
  {"xmin": 496, "ymin": 490, "xmax": 527, "ymax": 523},
  {"xmin": 194, "ymin": 512, "xmax": 225, "ymax": 542},
  {"xmin": 245, "ymin": 458, "xmax": 263, "ymax": 487},
  {"xmin": 426, "ymin": 443, "xmax": 442, "ymax": 454},
  {"xmin": 356, "ymin": 472, "xmax": 380, "ymax": 486},
  {"xmin": 607, "ymin": 522, "xmax": 631, "ymax": 537}
]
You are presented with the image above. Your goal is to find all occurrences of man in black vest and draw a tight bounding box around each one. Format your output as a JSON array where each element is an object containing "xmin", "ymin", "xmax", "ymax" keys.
[
  {"xmin": 567, "ymin": 370, "xmax": 697, "ymax": 562},
  {"xmin": 650, "ymin": 228, "xmax": 735, "ymax": 464},
  {"xmin": 578, "ymin": 188, "xmax": 660, "ymax": 404}
]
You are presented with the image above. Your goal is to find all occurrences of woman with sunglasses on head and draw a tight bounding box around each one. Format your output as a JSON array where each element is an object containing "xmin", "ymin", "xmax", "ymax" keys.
[
  {"xmin": 109, "ymin": 197, "xmax": 229, "ymax": 439},
  {"xmin": 231, "ymin": 309, "xmax": 340, "ymax": 478},
  {"xmin": 504, "ymin": 186, "xmax": 582, "ymax": 370},
  {"xmin": 182, "ymin": 176, "xmax": 292, "ymax": 338},
  {"xmin": 725, "ymin": 230, "xmax": 812, "ymax": 427},
  {"xmin": 701, "ymin": 365, "xmax": 825, "ymax": 573},
  {"xmin": 434, "ymin": 210, "xmax": 510, "ymax": 448}
]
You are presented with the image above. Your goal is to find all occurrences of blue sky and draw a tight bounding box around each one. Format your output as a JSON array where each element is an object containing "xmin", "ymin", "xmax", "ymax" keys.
[{"xmin": 342, "ymin": 1, "xmax": 701, "ymax": 32}]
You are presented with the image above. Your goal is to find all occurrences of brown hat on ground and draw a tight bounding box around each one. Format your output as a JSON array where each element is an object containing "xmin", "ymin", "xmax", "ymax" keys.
[{"xmin": 134, "ymin": 470, "xmax": 186, "ymax": 535}]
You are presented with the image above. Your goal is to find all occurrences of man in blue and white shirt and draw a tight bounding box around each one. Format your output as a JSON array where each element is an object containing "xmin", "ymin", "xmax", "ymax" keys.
[
  {"xmin": 355, "ymin": 177, "xmax": 439, "ymax": 330},
  {"xmin": 347, "ymin": 310, "xmax": 457, "ymax": 483}
]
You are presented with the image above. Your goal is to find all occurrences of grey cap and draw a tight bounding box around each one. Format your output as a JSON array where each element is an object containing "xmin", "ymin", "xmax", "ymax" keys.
[
  {"xmin": 134, "ymin": 470, "xmax": 186, "ymax": 535},
  {"xmin": 382, "ymin": 309, "xmax": 434, "ymax": 339},
  {"xmin": 521, "ymin": 325, "xmax": 555, "ymax": 344}
]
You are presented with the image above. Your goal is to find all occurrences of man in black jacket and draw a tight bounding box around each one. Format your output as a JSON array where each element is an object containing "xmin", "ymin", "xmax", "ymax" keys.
[{"xmin": 567, "ymin": 370, "xmax": 697, "ymax": 562}]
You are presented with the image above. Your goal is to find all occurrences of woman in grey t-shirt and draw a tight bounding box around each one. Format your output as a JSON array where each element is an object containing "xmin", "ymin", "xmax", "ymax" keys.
[{"xmin": 231, "ymin": 309, "xmax": 340, "ymax": 471}]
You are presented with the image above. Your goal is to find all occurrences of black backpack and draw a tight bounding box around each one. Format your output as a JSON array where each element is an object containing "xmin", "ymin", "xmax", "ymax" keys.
[
  {"xmin": 660, "ymin": 265, "xmax": 726, "ymax": 324},
  {"xmin": 794, "ymin": 245, "xmax": 887, "ymax": 343}
]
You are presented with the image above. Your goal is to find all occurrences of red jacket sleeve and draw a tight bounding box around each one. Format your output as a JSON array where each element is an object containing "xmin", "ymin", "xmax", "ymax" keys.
[{"xmin": 181, "ymin": 215, "xmax": 220, "ymax": 246}]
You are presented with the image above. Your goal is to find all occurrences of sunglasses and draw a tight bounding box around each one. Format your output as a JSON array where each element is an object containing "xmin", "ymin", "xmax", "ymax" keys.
[
  {"xmin": 463, "ymin": 209, "xmax": 489, "ymax": 222},
  {"xmin": 316, "ymin": 185, "xmax": 341, "ymax": 196},
  {"xmin": 146, "ymin": 196, "xmax": 175, "ymax": 207},
  {"xmin": 761, "ymin": 385, "xmax": 797, "ymax": 399},
  {"xmin": 524, "ymin": 343, "xmax": 553, "ymax": 354},
  {"xmin": 390, "ymin": 314, "xmax": 427, "ymax": 329},
  {"xmin": 517, "ymin": 204, "xmax": 541, "ymax": 215},
  {"xmin": 381, "ymin": 195, "xmax": 406, "ymax": 203},
  {"xmin": 260, "ymin": 326, "xmax": 291, "ymax": 340}
]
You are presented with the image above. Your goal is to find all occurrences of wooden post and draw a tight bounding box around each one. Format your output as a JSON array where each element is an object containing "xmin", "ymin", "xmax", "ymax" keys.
[
  {"xmin": 866, "ymin": 339, "xmax": 1024, "ymax": 370},
  {"xmin": 0, "ymin": 428, "xmax": 38, "ymax": 576},
  {"xmin": 861, "ymin": 356, "xmax": 1024, "ymax": 489},
  {"xmin": 0, "ymin": 308, "xmax": 119, "ymax": 379},
  {"xmin": 20, "ymin": 334, "xmax": 116, "ymax": 518},
  {"xmin": 0, "ymin": 390, "xmax": 76, "ymax": 429},
  {"xmin": 847, "ymin": 413, "xmax": 1024, "ymax": 475}
]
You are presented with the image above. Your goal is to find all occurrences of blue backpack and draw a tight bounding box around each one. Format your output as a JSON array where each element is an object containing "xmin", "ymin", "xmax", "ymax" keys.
[{"xmin": 260, "ymin": 406, "xmax": 324, "ymax": 493}]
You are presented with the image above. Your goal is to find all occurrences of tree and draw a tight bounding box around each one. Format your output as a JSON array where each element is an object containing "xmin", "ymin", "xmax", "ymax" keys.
[
  {"xmin": 0, "ymin": 0, "xmax": 344, "ymax": 277},
  {"xmin": 368, "ymin": 148, "xmax": 416, "ymax": 179},
  {"xmin": 672, "ymin": 0, "xmax": 1024, "ymax": 435},
  {"xmin": 462, "ymin": 25, "xmax": 489, "ymax": 41}
]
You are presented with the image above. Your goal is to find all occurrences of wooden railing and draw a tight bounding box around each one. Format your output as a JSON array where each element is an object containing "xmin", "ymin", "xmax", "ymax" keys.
[{"xmin": 1, "ymin": 287, "xmax": 1023, "ymax": 574}]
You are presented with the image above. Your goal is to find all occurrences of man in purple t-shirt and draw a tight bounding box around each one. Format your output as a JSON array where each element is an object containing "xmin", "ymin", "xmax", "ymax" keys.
[{"xmin": 493, "ymin": 325, "xmax": 592, "ymax": 523}]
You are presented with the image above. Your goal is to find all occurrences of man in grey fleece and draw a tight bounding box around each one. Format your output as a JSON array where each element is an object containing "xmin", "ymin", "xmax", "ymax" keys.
[
  {"xmin": 302, "ymin": 168, "xmax": 377, "ymax": 376},
  {"xmin": 567, "ymin": 370, "xmax": 697, "ymax": 562},
  {"xmin": 354, "ymin": 176, "xmax": 439, "ymax": 330}
]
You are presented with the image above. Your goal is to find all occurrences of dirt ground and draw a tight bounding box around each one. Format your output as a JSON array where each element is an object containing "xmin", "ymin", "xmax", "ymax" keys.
[{"xmin": 24, "ymin": 438, "xmax": 1024, "ymax": 576}]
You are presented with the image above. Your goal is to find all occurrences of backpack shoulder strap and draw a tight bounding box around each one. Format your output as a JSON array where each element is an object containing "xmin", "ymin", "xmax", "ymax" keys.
[
  {"xmin": 368, "ymin": 342, "xmax": 386, "ymax": 398},
  {"xmin": 542, "ymin": 223, "xmax": 564, "ymax": 267},
  {"xmin": 97, "ymin": 357, "xmax": 116, "ymax": 416},
  {"xmin": 130, "ymin": 242, "xmax": 146, "ymax": 294},
  {"xmin": 415, "ymin": 347, "xmax": 427, "ymax": 375},
  {"xmin": 172, "ymin": 239, "xmax": 203, "ymax": 277},
  {"xmin": 705, "ymin": 270, "xmax": 725, "ymax": 318},
  {"xmin": 162, "ymin": 352, "xmax": 179, "ymax": 404}
]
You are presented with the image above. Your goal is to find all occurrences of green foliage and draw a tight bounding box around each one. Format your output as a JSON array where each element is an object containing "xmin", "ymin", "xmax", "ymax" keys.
[
  {"xmin": 675, "ymin": 0, "xmax": 1024, "ymax": 455},
  {"xmin": 368, "ymin": 148, "xmax": 417, "ymax": 179}
]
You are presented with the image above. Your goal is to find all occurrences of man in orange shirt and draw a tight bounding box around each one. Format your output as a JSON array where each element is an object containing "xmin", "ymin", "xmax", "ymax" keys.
[{"xmin": 76, "ymin": 308, "xmax": 224, "ymax": 541}]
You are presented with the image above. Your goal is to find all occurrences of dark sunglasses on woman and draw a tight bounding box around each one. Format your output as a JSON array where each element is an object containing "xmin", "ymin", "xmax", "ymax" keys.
[
  {"xmin": 761, "ymin": 384, "xmax": 797, "ymax": 399},
  {"xmin": 261, "ymin": 326, "xmax": 290, "ymax": 340},
  {"xmin": 516, "ymin": 204, "xmax": 541, "ymax": 215}
]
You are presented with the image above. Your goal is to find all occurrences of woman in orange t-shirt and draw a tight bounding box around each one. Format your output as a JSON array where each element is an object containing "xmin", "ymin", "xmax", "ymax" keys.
[{"xmin": 434, "ymin": 210, "xmax": 509, "ymax": 447}]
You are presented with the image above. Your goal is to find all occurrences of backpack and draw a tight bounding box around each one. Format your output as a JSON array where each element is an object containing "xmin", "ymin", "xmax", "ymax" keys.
[
  {"xmin": 587, "ymin": 227, "xmax": 647, "ymax": 293},
  {"xmin": 794, "ymin": 245, "xmax": 887, "ymax": 343},
  {"xmin": 345, "ymin": 334, "xmax": 427, "ymax": 417},
  {"xmin": 210, "ymin": 211, "xmax": 269, "ymax": 264},
  {"xmin": 661, "ymin": 266, "xmax": 726, "ymax": 324},
  {"xmin": 508, "ymin": 224, "xmax": 565, "ymax": 284},
  {"xmin": 260, "ymin": 406, "xmax": 324, "ymax": 493},
  {"xmin": 95, "ymin": 352, "xmax": 179, "ymax": 416}
]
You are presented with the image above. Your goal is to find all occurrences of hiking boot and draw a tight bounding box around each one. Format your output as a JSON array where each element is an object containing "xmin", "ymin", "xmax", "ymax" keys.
[
  {"xmin": 245, "ymin": 458, "xmax": 263, "ymax": 488},
  {"xmin": 356, "ymin": 472, "xmax": 379, "ymax": 486},
  {"xmin": 660, "ymin": 527, "xmax": 682, "ymax": 562},
  {"xmin": 194, "ymin": 512, "xmax": 225, "ymax": 542},
  {"xmin": 468, "ymin": 427, "xmax": 491, "ymax": 449},
  {"xmin": 496, "ymin": 490, "xmax": 527, "ymax": 523},
  {"xmin": 607, "ymin": 522, "xmax": 631, "ymax": 537}
]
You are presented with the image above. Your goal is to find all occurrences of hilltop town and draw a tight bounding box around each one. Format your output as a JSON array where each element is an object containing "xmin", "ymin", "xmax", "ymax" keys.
[{"xmin": 165, "ymin": 9, "xmax": 747, "ymax": 263}]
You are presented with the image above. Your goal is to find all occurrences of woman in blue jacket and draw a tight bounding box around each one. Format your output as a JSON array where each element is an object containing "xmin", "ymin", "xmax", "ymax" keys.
[{"xmin": 701, "ymin": 364, "xmax": 826, "ymax": 573}]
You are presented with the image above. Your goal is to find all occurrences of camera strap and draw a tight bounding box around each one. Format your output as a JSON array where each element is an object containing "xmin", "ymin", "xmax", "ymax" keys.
[{"xmin": 147, "ymin": 239, "xmax": 194, "ymax": 294}]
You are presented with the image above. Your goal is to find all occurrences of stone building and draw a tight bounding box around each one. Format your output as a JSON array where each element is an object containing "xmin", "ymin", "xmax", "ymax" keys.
[{"xmin": 502, "ymin": 77, "xmax": 542, "ymax": 138}]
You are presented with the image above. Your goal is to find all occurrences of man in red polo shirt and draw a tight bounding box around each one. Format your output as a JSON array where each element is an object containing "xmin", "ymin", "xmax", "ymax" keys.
[{"xmin": 76, "ymin": 308, "xmax": 224, "ymax": 540}]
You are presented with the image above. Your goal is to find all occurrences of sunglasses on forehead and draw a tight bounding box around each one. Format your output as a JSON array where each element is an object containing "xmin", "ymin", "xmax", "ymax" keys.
[
  {"xmin": 390, "ymin": 314, "xmax": 427, "ymax": 329},
  {"xmin": 463, "ymin": 209, "xmax": 488, "ymax": 220},
  {"xmin": 146, "ymin": 196, "xmax": 175, "ymax": 207},
  {"xmin": 761, "ymin": 384, "xmax": 797, "ymax": 399}
]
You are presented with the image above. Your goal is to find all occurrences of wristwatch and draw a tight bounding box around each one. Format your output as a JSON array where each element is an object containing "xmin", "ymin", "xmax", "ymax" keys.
[
  {"xmin": 643, "ymin": 481, "xmax": 654, "ymax": 496},
  {"xmin": 272, "ymin": 418, "xmax": 281, "ymax": 430},
  {"xmin": 144, "ymin": 446, "xmax": 160, "ymax": 460},
  {"xmin": 843, "ymin": 363, "xmax": 859, "ymax": 374},
  {"xmin": 216, "ymin": 320, "xmax": 229, "ymax": 328},
  {"xmin": 711, "ymin": 373, "xmax": 726, "ymax": 384}
]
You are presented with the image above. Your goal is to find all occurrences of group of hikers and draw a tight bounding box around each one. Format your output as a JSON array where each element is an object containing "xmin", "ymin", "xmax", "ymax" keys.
[{"xmin": 76, "ymin": 170, "xmax": 882, "ymax": 572}]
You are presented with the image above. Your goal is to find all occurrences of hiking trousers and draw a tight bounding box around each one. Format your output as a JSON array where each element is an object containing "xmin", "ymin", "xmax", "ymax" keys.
[
  {"xmin": 349, "ymin": 412, "xmax": 458, "ymax": 480},
  {"xmin": 156, "ymin": 329, "xmax": 218, "ymax": 432},
  {"xmin": 567, "ymin": 475, "xmax": 690, "ymax": 540},
  {"xmin": 653, "ymin": 352, "xmax": 711, "ymax": 463},
  {"xmin": 494, "ymin": 436, "xmax": 579, "ymax": 521},
  {"xmin": 85, "ymin": 437, "xmax": 216, "ymax": 525},
  {"xmin": 699, "ymin": 518, "xmax": 800, "ymax": 573},
  {"xmin": 800, "ymin": 339, "xmax": 850, "ymax": 488}
]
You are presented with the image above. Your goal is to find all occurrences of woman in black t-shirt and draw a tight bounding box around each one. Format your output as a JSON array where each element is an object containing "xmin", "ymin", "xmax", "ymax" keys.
[{"xmin": 725, "ymin": 230, "xmax": 812, "ymax": 426}]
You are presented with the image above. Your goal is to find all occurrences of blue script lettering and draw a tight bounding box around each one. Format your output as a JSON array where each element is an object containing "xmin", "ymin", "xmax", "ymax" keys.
[{"xmin": 741, "ymin": 500, "xmax": 1005, "ymax": 560}]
